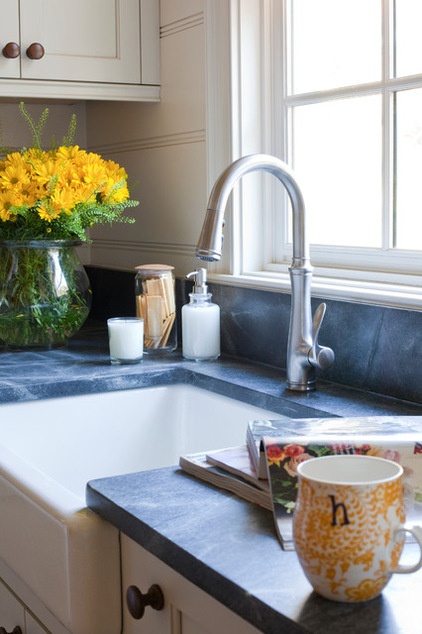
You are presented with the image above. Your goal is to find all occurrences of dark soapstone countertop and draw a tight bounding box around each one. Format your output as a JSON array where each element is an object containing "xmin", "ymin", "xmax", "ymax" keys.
[
  {"xmin": 1, "ymin": 320, "xmax": 422, "ymax": 420},
  {"xmin": 2, "ymin": 319, "xmax": 422, "ymax": 633},
  {"xmin": 87, "ymin": 466, "xmax": 422, "ymax": 634}
]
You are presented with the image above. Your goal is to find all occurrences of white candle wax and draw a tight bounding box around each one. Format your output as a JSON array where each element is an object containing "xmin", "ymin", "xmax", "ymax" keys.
[{"xmin": 107, "ymin": 318, "xmax": 144, "ymax": 364}]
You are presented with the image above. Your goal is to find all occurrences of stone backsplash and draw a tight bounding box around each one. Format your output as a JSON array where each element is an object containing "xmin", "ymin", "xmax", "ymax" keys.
[{"xmin": 86, "ymin": 266, "xmax": 422, "ymax": 405}]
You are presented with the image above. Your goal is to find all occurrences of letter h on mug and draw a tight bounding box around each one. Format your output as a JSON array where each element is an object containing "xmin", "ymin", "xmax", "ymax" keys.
[
  {"xmin": 329, "ymin": 495, "xmax": 350, "ymax": 527},
  {"xmin": 293, "ymin": 454, "xmax": 422, "ymax": 603}
]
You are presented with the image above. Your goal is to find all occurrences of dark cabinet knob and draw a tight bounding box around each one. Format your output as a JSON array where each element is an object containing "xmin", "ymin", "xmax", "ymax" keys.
[
  {"xmin": 26, "ymin": 42, "xmax": 45, "ymax": 60},
  {"xmin": 2, "ymin": 42, "xmax": 20, "ymax": 59},
  {"xmin": 126, "ymin": 584, "xmax": 164, "ymax": 619},
  {"xmin": 0, "ymin": 627, "xmax": 23, "ymax": 634}
]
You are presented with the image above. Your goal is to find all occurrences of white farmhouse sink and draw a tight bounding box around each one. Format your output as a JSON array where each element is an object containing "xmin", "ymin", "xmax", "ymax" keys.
[{"xmin": 0, "ymin": 384, "xmax": 282, "ymax": 634}]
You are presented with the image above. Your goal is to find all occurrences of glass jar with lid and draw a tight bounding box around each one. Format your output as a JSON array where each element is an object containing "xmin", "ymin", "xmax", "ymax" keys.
[{"xmin": 135, "ymin": 264, "xmax": 177, "ymax": 354}]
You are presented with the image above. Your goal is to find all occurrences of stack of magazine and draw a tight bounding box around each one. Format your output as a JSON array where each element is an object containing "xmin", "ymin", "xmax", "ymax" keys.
[
  {"xmin": 180, "ymin": 415, "xmax": 422, "ymax": 550},
  {"xmin": 179, "ymin": 445, "xmax": 272, "ymax": 511}
]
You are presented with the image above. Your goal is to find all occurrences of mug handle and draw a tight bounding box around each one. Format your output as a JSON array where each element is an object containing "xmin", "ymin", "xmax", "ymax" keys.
[{"xmin": 391, "ymin": 526, "xmax": 422, "ymax": 574}]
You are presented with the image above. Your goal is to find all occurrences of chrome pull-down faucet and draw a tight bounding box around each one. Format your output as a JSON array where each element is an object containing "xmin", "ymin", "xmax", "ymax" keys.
[{"xmin": 196, "ymin": 154, "xmax": 334, "ymax": 392}]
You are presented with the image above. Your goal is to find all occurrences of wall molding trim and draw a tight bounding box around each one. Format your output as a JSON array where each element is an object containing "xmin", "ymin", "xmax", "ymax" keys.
[
  {"xmin": 161, "ymin": 13, "xmax": 204, "ymax": 38},
  {"xmin": 89, "ymin": 239, "xmax": 197, "ymax": 273},
  {"xmin": 90, "ymin": 130, "xmax": 205, "ymax": 156}
]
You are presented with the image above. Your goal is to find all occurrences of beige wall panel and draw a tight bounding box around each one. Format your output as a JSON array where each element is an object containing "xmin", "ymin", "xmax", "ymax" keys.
[
  {"xmin": 90, "ymin": 140, "xmax": 207, "ymax": 274},
  {"xmin": 160, "ymin": 0, "xmax": 204, "ymax": 26},
  {"xmin": 86, "ymin": 5, "xmax": 207, "ymax": 273},
  {"xmin": 0, "ymin": 103, "xmax": 86, "ymax": 148},
  {"xmin": 132, "ymin": 142, "xmax": 207, "ymax": 243},
  {"xmin": 86, "ymin": 22, "xmax": 205, "ymax": 146}
]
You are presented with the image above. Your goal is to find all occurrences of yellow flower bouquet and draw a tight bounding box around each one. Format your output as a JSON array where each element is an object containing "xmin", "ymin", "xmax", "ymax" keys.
[
  {"xmin": 0, "ymin": 103, "xmax": 138, "ymax": 241},
  {"xmin": 0, "ymin": 104, "xmax": 138, "ymax": 349}
]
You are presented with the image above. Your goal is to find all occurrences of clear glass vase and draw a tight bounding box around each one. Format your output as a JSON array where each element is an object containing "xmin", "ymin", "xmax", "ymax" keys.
[{"xmin": 0, "ymin": 240, "xmax": 91, "ymax": 350}]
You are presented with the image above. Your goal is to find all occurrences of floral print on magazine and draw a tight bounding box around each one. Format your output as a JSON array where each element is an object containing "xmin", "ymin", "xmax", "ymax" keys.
[{"xmin": 264, "ymin": 438, "xmax": 422, "ymax": 515}]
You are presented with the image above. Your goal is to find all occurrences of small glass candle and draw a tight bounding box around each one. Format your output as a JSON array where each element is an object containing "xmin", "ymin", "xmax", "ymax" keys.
[{"xmin": 107, "ymin": 317, "xmax": 144, "ymax": 365}]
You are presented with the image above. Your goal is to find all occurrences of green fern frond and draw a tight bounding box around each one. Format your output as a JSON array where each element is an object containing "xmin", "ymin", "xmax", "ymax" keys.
[
  {"xmin": 19, "ymin": 101, "xmax": 49, "ymax": 150},
  {"xmin": 62, "ymin": 114, "xmax": 77, "ymax": 146}
]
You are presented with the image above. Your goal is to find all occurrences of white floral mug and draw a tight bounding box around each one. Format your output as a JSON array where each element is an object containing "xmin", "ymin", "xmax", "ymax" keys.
[{"xmin": 293, "ymin": 454, "xmax": 422, "ymax": 602}]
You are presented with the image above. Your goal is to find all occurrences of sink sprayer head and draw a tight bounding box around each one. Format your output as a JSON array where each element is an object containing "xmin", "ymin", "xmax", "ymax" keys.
[{"xmin": 195, "ymin": 209, "xmax": 224, "ymax": 262}]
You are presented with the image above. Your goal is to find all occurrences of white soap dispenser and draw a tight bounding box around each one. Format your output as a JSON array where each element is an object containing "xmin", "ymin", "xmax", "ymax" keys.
[{"xmin": 182, "ymin": 268, "xmax": 220, "ymax": 361}]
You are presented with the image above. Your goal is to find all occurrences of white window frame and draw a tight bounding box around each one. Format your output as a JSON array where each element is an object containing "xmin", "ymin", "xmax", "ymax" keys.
[{"xmin": 205, "ymin": 0, "xmax": 422, "ymax": 309}]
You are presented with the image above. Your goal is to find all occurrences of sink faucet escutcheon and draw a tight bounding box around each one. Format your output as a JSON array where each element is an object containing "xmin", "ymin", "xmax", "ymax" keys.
[{"xmin": 195, "ymin": 153, "xmax": 335, "ymax": 392}]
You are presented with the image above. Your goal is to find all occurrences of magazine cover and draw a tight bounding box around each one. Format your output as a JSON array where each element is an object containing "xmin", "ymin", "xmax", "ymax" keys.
[
  {"xmin": 247, "ymin": 416, "xmax": 422, "ymax": 480},
  {"xmin": 263, "ymin": 437, "xmax": 422, "ymax": 522}
]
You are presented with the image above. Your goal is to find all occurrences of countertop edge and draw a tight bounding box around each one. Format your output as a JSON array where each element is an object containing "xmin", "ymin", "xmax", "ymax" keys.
[{"xmin": 86, "ymin": 470, "xmax": 307, "ymax": 634}]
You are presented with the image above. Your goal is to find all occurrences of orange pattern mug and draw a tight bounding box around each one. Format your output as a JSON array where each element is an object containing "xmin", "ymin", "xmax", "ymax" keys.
[{"xmin": 293, "ymin": 455, "xmax": 422, "ymax": 602}]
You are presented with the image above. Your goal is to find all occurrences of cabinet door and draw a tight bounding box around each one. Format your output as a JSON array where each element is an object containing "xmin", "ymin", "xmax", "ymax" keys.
[
  {"xmin": 26, "ymin": 612, "xmax": 50, "ymax": 634},
  {"xmin": 20, "ymin": 0, "xmax": 141, "ymax": 83},
  {"xmin": 121, "ymin": 535, "xmax": 262, "ymax": 634},
  {"xmin": 0, "ymin": 579, "xmax": 25, "ymax": 632},
  {"xmin": 0, "ymin": 0, "xmax": 20, "ymax": 78}
]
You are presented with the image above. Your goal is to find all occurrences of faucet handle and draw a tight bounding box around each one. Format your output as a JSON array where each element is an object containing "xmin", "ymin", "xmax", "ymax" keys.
[{"xmin": 308, "ymin": 303, "xmax": 335, "ymax": 370}]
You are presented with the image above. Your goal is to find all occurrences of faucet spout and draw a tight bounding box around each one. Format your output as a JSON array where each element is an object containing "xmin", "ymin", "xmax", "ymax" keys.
[{"xmin": 196, "ymin": 153, "xmax": 334, "ymax": 391}]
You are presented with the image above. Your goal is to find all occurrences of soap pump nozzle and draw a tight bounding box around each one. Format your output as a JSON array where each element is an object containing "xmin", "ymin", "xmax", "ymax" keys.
[{"xmin": 186, "ymin": 268, "xmax": 208, "ymax": 294}]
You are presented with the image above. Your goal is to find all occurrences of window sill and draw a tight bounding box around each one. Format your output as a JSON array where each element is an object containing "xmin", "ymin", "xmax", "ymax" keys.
[{"xmin": 208, "ymin": 271, "xmax": 422, "ymax": 310}]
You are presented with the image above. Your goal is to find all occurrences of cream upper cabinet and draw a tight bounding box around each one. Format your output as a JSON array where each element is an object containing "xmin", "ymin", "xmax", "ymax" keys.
[
  {"xmin": 0, "ymin": 0, "xmax": 160, "ymax": 101},
  {"xmin": 21, "ymin": 0, "xmax": 141, "ymax": 83},
  {"xmin": 0, "ymin": 0, "xmax": 20, "ymax": 79}
]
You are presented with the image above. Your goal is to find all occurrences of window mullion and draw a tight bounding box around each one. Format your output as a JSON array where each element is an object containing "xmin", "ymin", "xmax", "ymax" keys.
[
  {"xmin": 272, "ymin": 0, "xmax": 293, "ymax": 265},
  {"xmin": 382, "ymin": 0, "xmax": 395, "ymax": 251},
  {"xmin": 385, "ymin": 90, "xmax": 396, "ymax": 250}
]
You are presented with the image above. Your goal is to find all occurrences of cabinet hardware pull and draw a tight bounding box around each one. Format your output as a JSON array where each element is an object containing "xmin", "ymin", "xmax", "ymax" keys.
[
  {"xmin": 26, "ymin": 43, "xmax": 45, "ymax": 60},
  {"xmin": 0, "ymin": 627, "xmax": 23, "ymax": 634},
  {"xmin": 126, "ymin": 584, "xmax": 164, "ymax": 619},
  {"xmin": 2, "ymin": 42, "xmax": 20, "ymax": 59}
]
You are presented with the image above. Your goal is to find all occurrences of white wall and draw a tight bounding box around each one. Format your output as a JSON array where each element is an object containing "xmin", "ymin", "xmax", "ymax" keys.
[{"xmin": 86, "ymin": 0, "xmax": 207, "ymax": 276}]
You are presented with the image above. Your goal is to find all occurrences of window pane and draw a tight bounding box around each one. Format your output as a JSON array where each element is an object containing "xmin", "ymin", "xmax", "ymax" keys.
[
  {"xmin": 289, "ymin": 0, "xmax": 382, "ymax": 94},
  {"xmin": 395, "ymin": 0, "xmax": 422, "ymax": 78},
  {"xmin": 395, "ymin": 88, "xmax": 422, "ymax": 249},
  {"xmin": 292, "ymin": 95, "xmax": 382, "ymax": 248}
]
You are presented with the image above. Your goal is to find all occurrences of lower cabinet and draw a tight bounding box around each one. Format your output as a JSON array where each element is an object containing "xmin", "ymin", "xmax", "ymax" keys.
[
  {"xmin": 2, "ymin": 534, "xmax": 264, "ymax": 634},
  {"xmin": 0, "ymin": 579, "xmax": 50, "ymax": 634},
  {"xmin": 121, "ymin": 534, "xmax": 262, "ymax": 634}
]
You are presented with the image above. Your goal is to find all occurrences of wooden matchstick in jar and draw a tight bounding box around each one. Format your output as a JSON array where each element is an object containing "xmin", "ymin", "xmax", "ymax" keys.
[{"xmin": 135, "ymin": 264, "xmax": 177, "ymax": 353}]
